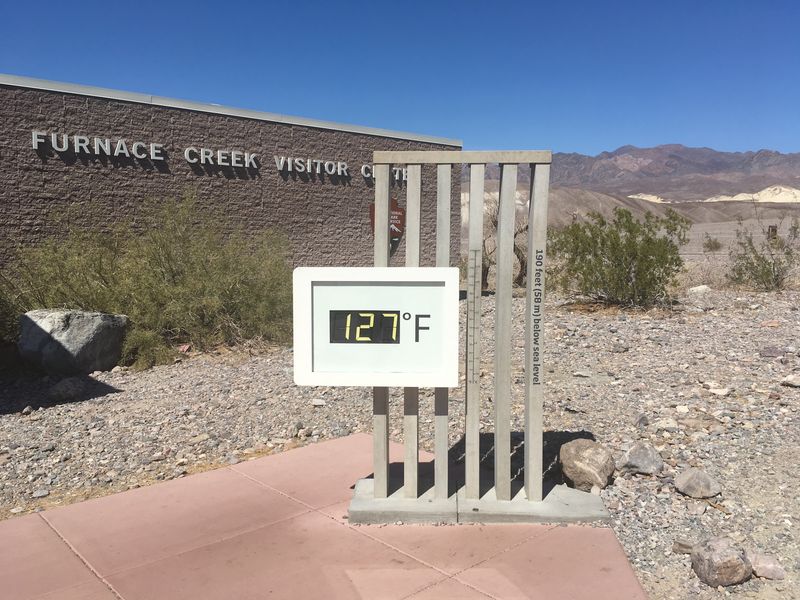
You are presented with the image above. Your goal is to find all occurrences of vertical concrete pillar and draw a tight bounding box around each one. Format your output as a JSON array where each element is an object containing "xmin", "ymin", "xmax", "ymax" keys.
[
  {"xmin": 524, "ymin": 163, "xmax": 550, "ymax": 502},
  {"xmin": 465, "ymin": 164, "xmax": 485, "ymax": 499},
  {"xmin": 434, "ymin": 163, "xmax": 452, "ymax": 500},
  {"xmin": 494, "ymin": 164, "xmax": 517, "ymax": 500},
  {"xmin": 403, "ymin": 164, "xmax": 422, "ymax": 498},
  {"xmin": 372, "ymin": 163, "xmax": 391, "ymax": 499}
]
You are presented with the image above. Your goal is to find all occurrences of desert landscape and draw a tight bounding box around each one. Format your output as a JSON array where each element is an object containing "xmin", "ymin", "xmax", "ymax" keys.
[
  {"xmin": 2, "ymin": 290, "xmax": 798, "ymax": 600},
  {"xmin": 469, "ymin": 144, "xmax": 800, "ymax": 254},
  {"xmin": 2, "ymin": 144, "xmax": 799, "ymax": 599}
]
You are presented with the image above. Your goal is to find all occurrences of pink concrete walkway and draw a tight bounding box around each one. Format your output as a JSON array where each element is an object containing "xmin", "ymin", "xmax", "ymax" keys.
[{"xmin": 1, "ymin": 434, "xmax": 648, "ymax": 600}]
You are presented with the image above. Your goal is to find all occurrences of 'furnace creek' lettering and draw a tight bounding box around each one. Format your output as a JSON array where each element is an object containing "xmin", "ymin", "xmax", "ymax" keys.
[
  {"xmin": 32, "ymin": 131, "xmax": 258, "ymax": 167},
  {"xmin": 32, "ymin": 132, "xmax": 165, "ymax": 161}
]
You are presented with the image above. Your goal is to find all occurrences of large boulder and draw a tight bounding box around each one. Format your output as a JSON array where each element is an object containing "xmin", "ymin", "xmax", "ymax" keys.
[
  {"xmin": 559, "ymin": 438, "xmax": 615, "ymax": 492},
  {"xmin": 691, "ymin": 537, "xmax": 752, "ymax": 587},
  {"xmin": 18, "ymin": 310, "xmax": 128, "ymax": 375}
]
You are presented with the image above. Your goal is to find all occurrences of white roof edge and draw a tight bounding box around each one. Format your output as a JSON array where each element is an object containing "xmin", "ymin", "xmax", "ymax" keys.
[{"xmin": 0, "ymin": 73, "xmax": 462, "ymax": 147}]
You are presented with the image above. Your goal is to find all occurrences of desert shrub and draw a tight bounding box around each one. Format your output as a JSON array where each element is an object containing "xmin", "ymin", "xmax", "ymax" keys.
[
  {"xmin": 727, "ymin": 216, "xmax": 799, "ymax": 291},
  {"xmin": 0, "ymin": 197, "xmax": 292, "ymax": 368},
  {"xmin": 481, "ymin": 193, "xmax": 531, "ymax": 289},
  {"xmin": 677, "ymin": 256, "xmax": 730, "ymax": 292},
  {"xmin": 702, "ymin": 233, "xmax": 723, "ymax": 253},
  {"xmin": 0, "ymin": 293, "xmax": 16, "ymax": 344},
  {"xmin": 548, "ymin": 207, "xmax": 690, "ymax": 306}
]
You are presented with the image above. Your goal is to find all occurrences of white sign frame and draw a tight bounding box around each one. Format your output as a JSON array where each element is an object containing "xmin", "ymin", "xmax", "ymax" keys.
[{"xmin": 293, "ymin": 267, "xmax": 459, "ymax": 387}]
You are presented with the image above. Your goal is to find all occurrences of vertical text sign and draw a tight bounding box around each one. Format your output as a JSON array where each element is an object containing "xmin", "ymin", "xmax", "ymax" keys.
[{"xmin": 530, "ymin": 248, "xmax": 544, "ymax": 385}]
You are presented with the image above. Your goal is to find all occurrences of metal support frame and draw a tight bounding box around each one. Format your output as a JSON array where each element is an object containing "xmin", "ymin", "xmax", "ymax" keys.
[{"xmin": 365, "ymin": 149, "xmax": 558, "ymax": 519}]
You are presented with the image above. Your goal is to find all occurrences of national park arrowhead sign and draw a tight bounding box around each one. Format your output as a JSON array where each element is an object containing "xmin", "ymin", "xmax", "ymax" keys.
[{"xmin": 369, "ymin": 197, "xmax": 405, "ymax": 242}]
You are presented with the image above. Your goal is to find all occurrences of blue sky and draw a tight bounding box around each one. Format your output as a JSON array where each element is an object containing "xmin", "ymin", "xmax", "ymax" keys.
[{"xmin": 1, "ymin": 1, "xmax": 797, "ymax": 155}]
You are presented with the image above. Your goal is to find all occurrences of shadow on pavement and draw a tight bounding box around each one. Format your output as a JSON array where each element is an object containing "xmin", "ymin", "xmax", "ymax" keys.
[{"xmin": 366, "ymin": 429, "xmax": 596, "ymax": 499}]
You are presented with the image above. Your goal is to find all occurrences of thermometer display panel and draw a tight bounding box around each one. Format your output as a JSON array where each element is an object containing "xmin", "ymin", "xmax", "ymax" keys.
[
  {"xmin": 293, "ymin": 267, "xmax": 459, "ymax": 387},
  {"xmin": 329, "ymin": 310, "xmax": 400, "ymax": 344}
]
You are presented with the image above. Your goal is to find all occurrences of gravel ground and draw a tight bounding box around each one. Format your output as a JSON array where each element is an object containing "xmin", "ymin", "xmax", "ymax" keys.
[{"xmin": 1, "ymin": 288, "xmax": 798, "ymax": 599}]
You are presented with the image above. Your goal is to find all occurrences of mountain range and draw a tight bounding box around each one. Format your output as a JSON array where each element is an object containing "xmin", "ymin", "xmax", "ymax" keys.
[
  {"xmin": 470, "ymin": 144, "xmax": 800, "ymax": 203},
  {"xmin": 550, "ymin": 144, "xmax": 800, "ymax": 202},
  {"xmin": 461, "ymin": 145, "xmax": 800, "ymax": 248}
]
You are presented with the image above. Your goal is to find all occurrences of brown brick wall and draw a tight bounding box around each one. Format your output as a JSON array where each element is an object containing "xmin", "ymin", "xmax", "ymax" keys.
[{"xmin": 0, "ymin": 84, "xmax": 461, "ymax": 268}]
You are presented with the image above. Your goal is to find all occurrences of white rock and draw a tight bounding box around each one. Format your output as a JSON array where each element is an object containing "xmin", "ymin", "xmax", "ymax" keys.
[
  {"xmin": 687, "ymin": 285, "xmax": 711, "ymax": 295},
  {"xmin": 780, "ymin": 374, "xmax": 800, "ymax": 388},
  {"xmin": 653, "ymin": 417, "xmax": 679, "ymax": 432}
]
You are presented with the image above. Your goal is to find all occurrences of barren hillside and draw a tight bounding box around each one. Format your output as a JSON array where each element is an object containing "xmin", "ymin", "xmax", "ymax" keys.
[
  {"xmin": 466, "ymin": 145, "xmax": 800, "ymax": 203},
  {"xmin": 458, "ymin": 145, "xmax": 800, "ymax": 252}
]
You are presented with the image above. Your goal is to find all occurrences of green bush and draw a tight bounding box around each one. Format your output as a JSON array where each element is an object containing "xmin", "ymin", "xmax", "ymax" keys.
[
  {"xmin": 0, "ymin": 197, "xmax": 293, "ymax": 368},
  {"xmin": 702, "ymin": 233, "xmax": 724, "ymax": 253},
  {"xmin": 548, "ymin": 207, "xmax": 690, "ymax": 306},
  {"xmin": 0, "ymin": 293, "xmax": 16, "ymax": 344},
  {"xmin": 727, "ymin": 217, "xmax": 799, "ymax": 291}
]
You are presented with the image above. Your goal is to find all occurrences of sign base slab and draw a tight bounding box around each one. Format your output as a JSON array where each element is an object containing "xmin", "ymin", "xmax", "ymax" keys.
[
  {"xmin": 348, "ymin": 479, "xmax": 610, "ymax": 524},
  {"xmin": 457, "ymin": 485, "xmax": 610, "ymax": 524},
  {"xmin": 348, "ymin": 478, "xmax": 458, "ymax": 524}
]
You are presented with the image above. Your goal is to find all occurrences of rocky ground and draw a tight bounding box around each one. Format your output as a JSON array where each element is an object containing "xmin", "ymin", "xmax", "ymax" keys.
[{"xmin": 1, "ymin": 288, "xmax": 798, "ymax": 599}]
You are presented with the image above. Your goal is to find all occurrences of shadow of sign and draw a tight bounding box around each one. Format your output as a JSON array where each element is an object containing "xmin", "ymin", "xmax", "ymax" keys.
[{"xmin": 356, "ymin": 430, "xmax": 597, "ymax": 500}]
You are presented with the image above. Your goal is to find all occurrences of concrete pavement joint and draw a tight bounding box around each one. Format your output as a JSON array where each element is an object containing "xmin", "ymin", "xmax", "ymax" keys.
[
  {"xmin": 185, "ymin": 466, "xmax": 486, "ymax": 595},
  {"xmin": 343, "ymin": 521, "xmax": 560, "ymax": 600},
  {"xmin": 444, "ymin": 525, "xmax": 561, "ymax": 600},
  {"xmin": 96, "ymin": 507, "xmax": 315, "ymax": 580},
  {"xmin": 314, "ymin": 501, "xmax": 555, "ymax": 600},
  {"xmin": 255, "ymin": 496, "xmax": 480, "ymax": 600},
  {"xmin": 38, "ymin": 513, "xmax": 127, "ymax": 600},
  {"xmin": 397, "ymin": 575, "xmax": 459, "ymax": 600},
  {"xmin": 227, "ymin": 464, "xmax": 322, "ymax": 512},
  {"xmin": 401, "ymin": 575, "xmax": 497, "ymax": 600},
  {"xmin": 346, "ymin": 523, "xmax": 456, "ymax": 577},
  {"xmin": 257, "ymin": 494, "xmax": 473, "ymax": 599}
]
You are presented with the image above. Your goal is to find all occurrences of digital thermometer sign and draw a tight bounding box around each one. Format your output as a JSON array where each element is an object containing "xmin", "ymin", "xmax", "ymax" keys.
[
  {"xmin": 329, "ymin": 310, "xmax": 401, "ymax": 344},
  {"xmin": 293, "ymin": 267, "xmax": 459, "ymax": 387}
]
